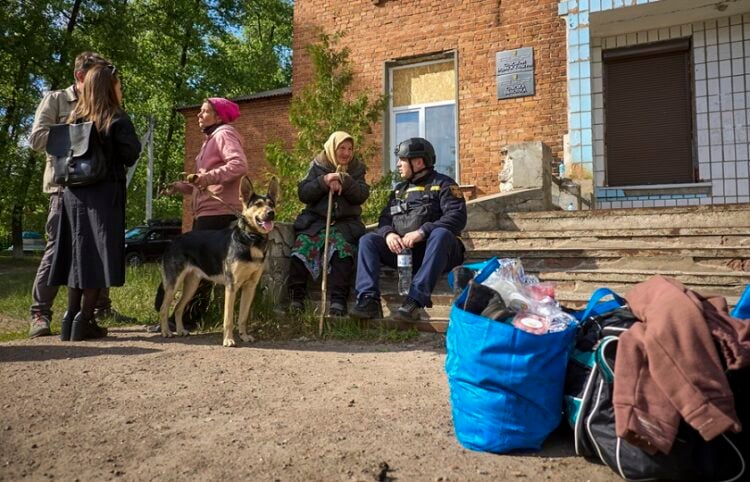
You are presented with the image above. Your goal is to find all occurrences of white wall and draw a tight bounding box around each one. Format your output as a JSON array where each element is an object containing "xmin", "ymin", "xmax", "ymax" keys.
[{"xmin": 591, "ymin": 14, "xmax": 750, "ymax": 208}]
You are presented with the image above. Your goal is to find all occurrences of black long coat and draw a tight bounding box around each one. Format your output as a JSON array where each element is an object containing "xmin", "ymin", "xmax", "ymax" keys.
[
  {"xmin": 49, "ymin": 113, "xmax": 141, "ymax": 288},
  {"xmin": 292, "ymin": 152, "xmax": 369, "ymax": 244}
]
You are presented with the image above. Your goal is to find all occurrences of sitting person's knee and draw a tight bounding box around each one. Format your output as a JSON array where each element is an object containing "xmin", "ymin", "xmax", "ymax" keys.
[
  {"xmin": 428, "ymin": 227, "xmax": 453, "ymax": 242},
  {"xmin": 359, "ymin": 232, "xmax": 381, "ymax": 249}
]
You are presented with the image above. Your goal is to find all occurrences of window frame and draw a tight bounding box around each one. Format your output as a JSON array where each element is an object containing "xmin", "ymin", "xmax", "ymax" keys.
[{"xmin": 385, "ymin": 53, "xmax": 458, "ymax": 181}]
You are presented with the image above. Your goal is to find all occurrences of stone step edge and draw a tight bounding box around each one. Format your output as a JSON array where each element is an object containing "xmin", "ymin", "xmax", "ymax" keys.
[{"xmin": 464, "ymin": 227, "xmax": 750, "ymax": 239}]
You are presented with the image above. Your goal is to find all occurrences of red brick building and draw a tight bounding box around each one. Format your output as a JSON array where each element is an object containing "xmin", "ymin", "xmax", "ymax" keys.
[
  {"xmin": 293, "ymin": 0, "xmax": 568, "ymax": 197},
  {"xmin": 177, "ymin": 88, "xmax": 294, "ymax": 227},
  {"xmin": 180, "ymin": 1, "xmax": 567, "ymax": 204},
  {"xmin": 180, "ymin": 0, "xmax": 750, "ymax": 213}
]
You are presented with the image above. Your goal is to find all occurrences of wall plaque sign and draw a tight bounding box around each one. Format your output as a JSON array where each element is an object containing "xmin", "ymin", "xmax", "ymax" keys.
[{"xmin": 496, "ymin": 47, "xmax": 535, "ymax": 99}]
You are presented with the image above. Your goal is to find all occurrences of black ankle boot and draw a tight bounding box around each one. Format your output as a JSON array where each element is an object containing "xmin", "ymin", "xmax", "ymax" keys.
[
  {"xmin": 70, "ymin": 312, "xmax": 87, "ymax": 342},
  {"xmin": 84, "ymin": 318, "xmax": 108, "ymax": 339},
  {"xmin": 60, "ymin": 311, "xmax": 75, "ymax": 341}
]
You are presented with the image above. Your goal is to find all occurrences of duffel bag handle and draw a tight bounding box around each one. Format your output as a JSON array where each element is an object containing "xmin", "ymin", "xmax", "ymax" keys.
[{"xmin": 578, "ymin": 288, "xmax": 627, "ymax": 322}]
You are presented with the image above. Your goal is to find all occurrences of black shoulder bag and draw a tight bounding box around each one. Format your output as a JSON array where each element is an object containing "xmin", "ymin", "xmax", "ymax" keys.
[{"xmin": 46, "ymin": 121, "xmax": 107, "ymax": 187}]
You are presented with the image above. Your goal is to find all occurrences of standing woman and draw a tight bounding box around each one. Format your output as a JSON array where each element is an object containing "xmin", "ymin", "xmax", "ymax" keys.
[
  {"xmin": 49, "ymin": 64, "xmax": 141, "ymax": 341},
  {"xmin": 288, "ymin": 131, "xmax": 370, "ymax": 316},
  {"xmin": 156, "ymin": 97, "xmax": 248, "ymax": 330}
]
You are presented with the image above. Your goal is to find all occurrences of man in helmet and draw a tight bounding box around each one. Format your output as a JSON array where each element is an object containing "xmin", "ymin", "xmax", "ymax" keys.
[{"xmin": 350, "ymin": 137, "xmax": 466, "ymax": 322}]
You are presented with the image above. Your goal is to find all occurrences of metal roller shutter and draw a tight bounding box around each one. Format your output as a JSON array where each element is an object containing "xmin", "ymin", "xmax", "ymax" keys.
[{"xmin": 603, "ymin": 39, "xmax": 694, "ymax": 186}]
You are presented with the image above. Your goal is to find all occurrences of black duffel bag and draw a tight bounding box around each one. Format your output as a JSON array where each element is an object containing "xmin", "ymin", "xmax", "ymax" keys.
[{"xmin": 564, "ymin": 306, "xmax": 747, "ymax": 481}]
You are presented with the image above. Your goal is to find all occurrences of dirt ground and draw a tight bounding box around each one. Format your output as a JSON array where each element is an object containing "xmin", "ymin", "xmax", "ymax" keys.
[{"xmin": 0, "ymin": 328, "xmax": 620, "ymax": 481}]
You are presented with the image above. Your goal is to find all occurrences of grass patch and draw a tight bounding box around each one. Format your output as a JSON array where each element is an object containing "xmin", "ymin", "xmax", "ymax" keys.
[{"xmin": 0, "ymin": 254, "xmax": 419, "ymax": 343}]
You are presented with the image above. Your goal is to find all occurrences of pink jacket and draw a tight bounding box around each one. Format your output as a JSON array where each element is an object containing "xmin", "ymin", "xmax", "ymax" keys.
[
  {"xmin": 614, "ymin": 276, "xmax": 750, "ymax": 455},
  {"xmin": 175, "ymin": 124, "xmax": 248, "ymax": 218}
]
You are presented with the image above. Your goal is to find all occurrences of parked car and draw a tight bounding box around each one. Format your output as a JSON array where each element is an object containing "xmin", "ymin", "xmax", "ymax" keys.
[
  {"xmin": 124, "ymin": 220, "xmax": 182, "ymax": 267},
  {"xmin": 4, "ymin": 231, "xmax": 46, "ymax": 253}
]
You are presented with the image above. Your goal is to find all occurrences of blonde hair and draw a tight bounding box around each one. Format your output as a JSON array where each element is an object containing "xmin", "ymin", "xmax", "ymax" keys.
[{"xmin": 68, "ymin": 64, "xmax": 122, "ymax": 134}]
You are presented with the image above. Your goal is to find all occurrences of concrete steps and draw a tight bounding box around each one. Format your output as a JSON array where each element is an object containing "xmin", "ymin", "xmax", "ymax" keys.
[{"xmin": 368, "ymin": 204, "xmax": 750, "ymax": 333}]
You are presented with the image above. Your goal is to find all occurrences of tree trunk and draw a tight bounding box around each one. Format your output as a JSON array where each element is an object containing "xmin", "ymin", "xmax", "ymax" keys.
[{"xmin": 50, "ymin": 0, "xmax": 83, "ymax": 90}]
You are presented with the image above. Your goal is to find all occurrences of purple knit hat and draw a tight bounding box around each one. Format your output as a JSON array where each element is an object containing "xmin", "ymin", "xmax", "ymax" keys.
[{"xmin": 207, "ymin": 97, "xmax": 240, "ymax": 124}]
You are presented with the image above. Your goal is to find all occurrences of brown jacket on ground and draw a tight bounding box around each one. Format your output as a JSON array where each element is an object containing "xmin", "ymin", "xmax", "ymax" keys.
[{"xmin": 615, "ymin": 275, "xmax": 750, "ymax": 454}]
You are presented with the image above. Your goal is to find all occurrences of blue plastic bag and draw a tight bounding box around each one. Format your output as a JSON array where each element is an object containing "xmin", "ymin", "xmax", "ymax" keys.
[
  {"xmin": 731, "ymin": 285, "xmax": 750, "ymax": 319},
  {"xmin": 445, "ymin": 259, "xmax": 577, "ymax": 453}
]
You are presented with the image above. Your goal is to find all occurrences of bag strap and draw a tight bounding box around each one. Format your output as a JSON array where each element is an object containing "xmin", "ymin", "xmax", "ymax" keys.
[
  {"xmin": 579, "ymin": 288, "xmax": 627, "ymax": 322},
  {"xmin": 595, "ymin": 336, "xmax": 618, "ymax": 383}
]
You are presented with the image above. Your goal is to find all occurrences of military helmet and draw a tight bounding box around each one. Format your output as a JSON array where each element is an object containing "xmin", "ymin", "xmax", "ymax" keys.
[{"xmin": 394, "ymin": 137, "xmax": 436, "ymax": 167}]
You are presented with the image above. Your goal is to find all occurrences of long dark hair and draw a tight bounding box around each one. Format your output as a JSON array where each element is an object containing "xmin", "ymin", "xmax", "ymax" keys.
[{"xmin": 68, "ymin": 64, "xmax": 122, "ymax": 134}]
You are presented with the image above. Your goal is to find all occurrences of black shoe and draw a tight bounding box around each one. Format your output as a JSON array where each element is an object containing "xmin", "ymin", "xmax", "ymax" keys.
[
  {"xmin": 84, "ymin": 319, "xmax": 108, "ymax": 339},
  {"xmin": 59, "ymin": 311, "xmax": 75, "ymax": 341},
  {"xmin": 349, "ymin": 296, "xmax": 383, "ymax": 320},
  {"xmin": 329, "ymin": 301, "xmax": 347, "ymax": 317},
  {"xmin": 70, "ymin": 312, "xmax": 89, "ymax": 341},
  {"xmin": 392, "ymin": 297, "xmax": 422, "ymax": 322}
]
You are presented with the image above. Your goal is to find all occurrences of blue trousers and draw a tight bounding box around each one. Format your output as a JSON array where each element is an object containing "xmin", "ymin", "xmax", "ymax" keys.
[{"xmin": 355, "ymin": 227, "xmax": 464, "ymax": 307}]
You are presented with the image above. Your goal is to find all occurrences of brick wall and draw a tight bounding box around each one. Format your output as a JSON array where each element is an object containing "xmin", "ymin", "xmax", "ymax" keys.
[
  {"xmin": 293, "ymin": 0, "xmax": 567, "ymax": 196},
  {"xmin": 179, "ymin": 93, "xmax": 294, "ymax": 228}
]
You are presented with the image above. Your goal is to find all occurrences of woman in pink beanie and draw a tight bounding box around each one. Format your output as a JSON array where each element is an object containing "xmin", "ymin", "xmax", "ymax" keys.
[
  {"xmin": 157, "ymin": 97, "xmax": 248, "ymax": 331},
  {"xmin": 162, "ymin": 96, "xmax": 247, "ymax": 228}
]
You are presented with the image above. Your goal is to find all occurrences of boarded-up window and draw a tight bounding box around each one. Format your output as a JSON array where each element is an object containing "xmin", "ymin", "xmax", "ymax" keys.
[
  {"xmin": 603, "ymin": 39, "xmax": 694, "ymax": 186},
  {"xmin": 392, "ymin": 61, "xmax": 455, "ymax": 107}
]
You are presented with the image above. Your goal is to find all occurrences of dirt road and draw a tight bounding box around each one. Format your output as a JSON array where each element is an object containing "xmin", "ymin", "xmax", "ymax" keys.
[{"xmin": 0, "ymin": 328, "xmax": 619, "ymax": 481}]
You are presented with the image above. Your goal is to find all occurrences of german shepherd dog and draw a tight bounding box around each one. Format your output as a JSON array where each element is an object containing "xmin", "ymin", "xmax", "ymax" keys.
[{"xmin": 156, "ymin": 176, "xmax": 279, "ymax": 347}]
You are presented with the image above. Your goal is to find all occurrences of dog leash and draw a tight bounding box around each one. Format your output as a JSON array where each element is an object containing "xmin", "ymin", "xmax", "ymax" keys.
[{"xmin": 168, "ymin": 172, "xmax": 244, "ymax": 218}]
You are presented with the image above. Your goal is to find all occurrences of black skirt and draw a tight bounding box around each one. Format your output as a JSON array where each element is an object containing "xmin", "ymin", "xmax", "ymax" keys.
[{"xmin": 49, "ymin": 180, "xmax": 127, "ymax": 288}]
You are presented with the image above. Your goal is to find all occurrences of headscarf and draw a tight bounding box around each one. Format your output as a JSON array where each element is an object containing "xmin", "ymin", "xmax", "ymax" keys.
[
  {"xmin": 207, "ymin": 97, "xmax": 240, "ymax": 124},
  {"xmin": 323, "ymin": 131, "xmax": 354, "ymax": 173}
]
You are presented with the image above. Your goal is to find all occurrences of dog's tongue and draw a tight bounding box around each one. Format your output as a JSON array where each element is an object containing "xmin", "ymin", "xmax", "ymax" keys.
[{"xmin": 261, "ymin": 220, "xmax": 274, "ymax": 231}]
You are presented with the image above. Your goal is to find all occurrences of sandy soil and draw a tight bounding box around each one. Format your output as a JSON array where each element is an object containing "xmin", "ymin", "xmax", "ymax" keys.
[{"xmin": 0, "ymin": 328, "xmax": 620, "ymax": 481}]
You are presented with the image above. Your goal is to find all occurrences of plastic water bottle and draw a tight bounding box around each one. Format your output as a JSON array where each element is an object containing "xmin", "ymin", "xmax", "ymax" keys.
[
  {"xmin": 397, "ymin": 248, "xmax": 412, "ymax": 296},
  {"xmin": 558, "ymin": 163, "xmax": 565, "ymax": 179},
  {"xmin": 566, "ymin": 201, "xmax": 575, "ymax": 211}
]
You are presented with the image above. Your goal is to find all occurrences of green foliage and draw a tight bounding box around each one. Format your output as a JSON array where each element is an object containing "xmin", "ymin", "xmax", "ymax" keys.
[
  {"xmin": 265, "ymin": 31, "xmax": 388, "ymax": 222},
  {"xmin": 0, "ymin": 0, "xmax": 294, "ymax": 238}
]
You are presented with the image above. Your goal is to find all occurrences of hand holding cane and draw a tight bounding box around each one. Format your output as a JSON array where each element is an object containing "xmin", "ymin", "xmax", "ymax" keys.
[{"xmin": 319, "ymin": 170, "xmax": 342, "ymax": 336}]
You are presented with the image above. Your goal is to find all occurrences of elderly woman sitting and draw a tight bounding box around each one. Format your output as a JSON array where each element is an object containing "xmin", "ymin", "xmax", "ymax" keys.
[{"xmin": 287, "ymin": 131, "xmax": 370, "ymax": 316}]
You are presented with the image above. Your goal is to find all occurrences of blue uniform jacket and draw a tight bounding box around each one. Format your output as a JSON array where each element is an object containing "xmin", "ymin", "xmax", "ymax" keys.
[{"xmin": 375, "ymin": 169, "xmax": 467, "ymax": 238}]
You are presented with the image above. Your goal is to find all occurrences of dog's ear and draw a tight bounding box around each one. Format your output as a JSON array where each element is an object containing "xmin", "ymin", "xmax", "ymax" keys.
[
  {"xmin": 239, "ymin": 176, "xmax": 255, "ymax": 205},
  {"xmin": 267, "ymin": 176, "xmax": 280, "ymax": 205}
]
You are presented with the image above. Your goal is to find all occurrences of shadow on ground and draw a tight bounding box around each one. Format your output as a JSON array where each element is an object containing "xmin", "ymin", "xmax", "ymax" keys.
[{"xmin": 0, "ymin": 344, "xmax": 161, "ymax": 362}]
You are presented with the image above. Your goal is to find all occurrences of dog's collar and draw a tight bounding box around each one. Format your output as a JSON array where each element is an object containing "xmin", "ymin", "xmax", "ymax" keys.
[{"xmin": 236, "ymin": 218, "xmax": 266, "ymax": 245}]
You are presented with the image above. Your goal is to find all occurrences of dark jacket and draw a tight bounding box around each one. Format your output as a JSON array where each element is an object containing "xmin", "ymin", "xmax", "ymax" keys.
[
  {"xmin": 293, "ymin": 152, "xmax": 369, "ymax": 243},
  {"xmin": 375, "ymin": 169, "xmax": 467, "ymax": 238},
  {"xmin": 101, "ymin": 113, "xmax": 141, "ymax": 181}
]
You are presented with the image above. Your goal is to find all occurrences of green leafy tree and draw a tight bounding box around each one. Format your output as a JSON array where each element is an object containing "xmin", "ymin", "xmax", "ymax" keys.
[
  {"xmin": 265, "ymin": 32, "xmax": 389, "ymax": 223},
  {"xmin": 0, "ymin": 0, "xmax": 293, "ymax": 250}
]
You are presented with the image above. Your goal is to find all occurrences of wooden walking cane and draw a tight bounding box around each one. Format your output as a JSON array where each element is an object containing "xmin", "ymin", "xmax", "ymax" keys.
[{"xmin": 319, "ymin": 170, "xmax": 340, "ymax": 336}]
